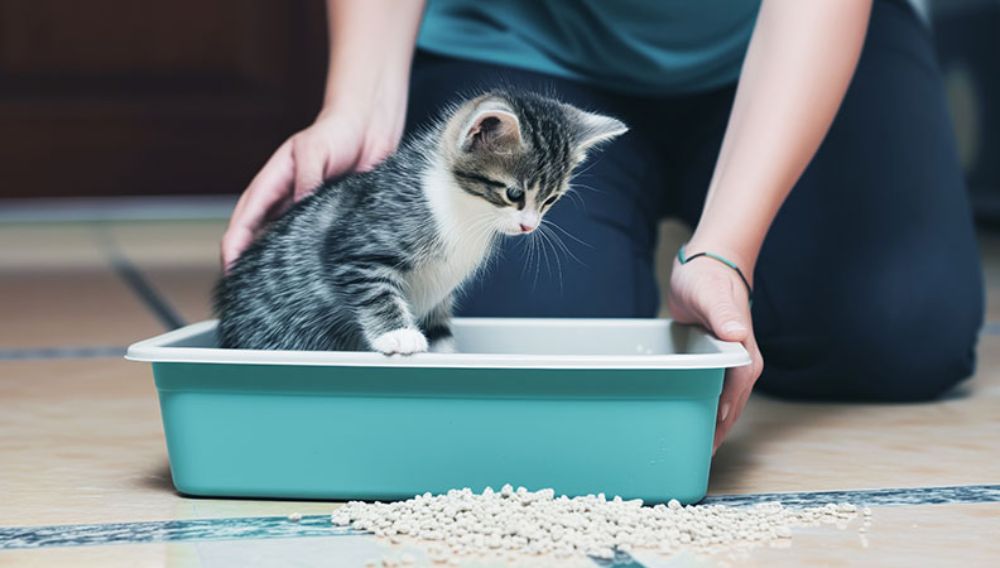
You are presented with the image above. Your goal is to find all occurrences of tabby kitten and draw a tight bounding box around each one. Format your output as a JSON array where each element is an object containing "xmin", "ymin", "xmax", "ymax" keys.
[{"xmin": 215, "ymin": 90, "xmax": 627, "ymax": 354}]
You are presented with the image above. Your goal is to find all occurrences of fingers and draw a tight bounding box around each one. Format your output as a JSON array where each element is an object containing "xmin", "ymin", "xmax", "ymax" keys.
[
  {"xmin": 293, "ymin": 128, "xmax": 384, "ymax": 200},
  {"xmin": 220, "ymin": 226, "xmax": 256, "ymax": 273},
  {"xmin": 221, "ymin": 140, "xmax": 295, "ymax": 271},
  {"xmin": 713, "ymin": 371, "xmax": 749, "ymax": 452},
  {"xmin": 713, "ymin": 331, "xmax": 764, "ymax": 453},
  {"xmin": 322, "ymin": 141, "xmax": 363, "ymax": 183},
  {"xmin": 221, "ymin": 114, "xmax": 402, "ymax": 271},
  {"xmin": 694, "ymin": 271, "xmax": 755, "ymax": 451},
  {"xmin": 702, "ymin": 281, "xmax": 751, "ymax": 343},
  {"xmin": 292, "ymin": 136, "xmax": 328, "ymax": 201},
  {"xmin": 355, "ymin": 139, "xmax": 397, "ymax": 172},
  {"xmin": 667, "ymin": 253, "xmax": 763, "ymax": 454}
]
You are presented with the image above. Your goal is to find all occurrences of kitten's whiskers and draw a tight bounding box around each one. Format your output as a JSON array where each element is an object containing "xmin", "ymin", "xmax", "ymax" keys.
[{"xmin": 536, "ymin": 225, "xmax": 564, "ymax": 293}]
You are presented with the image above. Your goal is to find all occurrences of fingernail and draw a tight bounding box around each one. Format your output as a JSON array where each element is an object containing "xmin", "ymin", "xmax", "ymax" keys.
[
  {"xmin": 718, "ymin": 403, "xmax": 730, "ymax": 423},
  {"xmin": 722, "ymin": 321, "xmax": 746, "ymax": 335}
]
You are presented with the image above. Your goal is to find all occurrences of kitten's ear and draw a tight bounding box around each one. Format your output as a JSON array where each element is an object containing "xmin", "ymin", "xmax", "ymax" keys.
[
  {"xmin": 570, "ymin": 109, "xmax": 629, "ymax": 152},
  {"xmin": 459, "ymin": 104, "xmax": 522, "ymax": 154}
]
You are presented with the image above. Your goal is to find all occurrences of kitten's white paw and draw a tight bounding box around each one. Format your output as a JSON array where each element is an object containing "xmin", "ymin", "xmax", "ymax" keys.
[
  {"xmin": 429, "ymin": 337, "xmax": 458, "ymax": 354},
  {"xmin": 372, "ymin": 328, "xmax": 428, "ymax": 355}
]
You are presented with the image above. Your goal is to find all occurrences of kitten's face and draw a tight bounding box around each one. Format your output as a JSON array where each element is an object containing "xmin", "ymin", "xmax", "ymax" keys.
[{"xmin": 446, "ymin": 92, "xmax": 628, "ymax": 236}]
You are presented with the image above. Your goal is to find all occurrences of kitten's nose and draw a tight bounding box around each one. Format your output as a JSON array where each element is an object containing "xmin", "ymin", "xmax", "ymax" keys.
[{"xmin": 519, "ymin": 223, "xmax": 535, "ymax": 233}]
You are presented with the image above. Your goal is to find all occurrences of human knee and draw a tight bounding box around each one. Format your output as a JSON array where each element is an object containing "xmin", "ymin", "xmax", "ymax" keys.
[
  {"xmin": 847, "ymin": 336, "xmax": 976, "ymax": 401},
  {"xmin": 830, "ymin": 301, "xmax": 981, "ymax": 401}
]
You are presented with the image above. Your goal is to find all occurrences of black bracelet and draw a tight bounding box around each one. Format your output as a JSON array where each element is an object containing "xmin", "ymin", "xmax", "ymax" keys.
[{"xmin": 677, "ymin": 244, "xmax": 754, "ymax": 304}]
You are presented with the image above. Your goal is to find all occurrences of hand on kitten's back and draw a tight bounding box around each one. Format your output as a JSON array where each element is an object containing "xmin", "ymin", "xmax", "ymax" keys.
[
  {"xmin": 221, "ymin": 103, "xmax": 405, "ymax": 271},
  {"xmin": 215, "ymin": 90, "xmax": 628, "ymax": 355}
]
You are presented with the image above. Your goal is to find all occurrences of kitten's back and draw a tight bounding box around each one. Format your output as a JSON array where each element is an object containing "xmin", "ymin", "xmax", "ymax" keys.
[{"xmin": 214, "ymin": 148, "xmax": 434, "ymax": 351}]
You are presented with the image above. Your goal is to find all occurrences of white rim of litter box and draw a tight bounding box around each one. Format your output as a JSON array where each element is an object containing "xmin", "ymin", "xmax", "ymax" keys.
[{"xmin": 125, "ymin": 319, "xmax": 751, "ymax": 370}]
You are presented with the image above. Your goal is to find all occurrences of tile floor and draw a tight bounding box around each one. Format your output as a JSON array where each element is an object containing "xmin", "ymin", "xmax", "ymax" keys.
[{"xmin": 1, "ymin": 218, "xmax": 998, "ymax": 566}]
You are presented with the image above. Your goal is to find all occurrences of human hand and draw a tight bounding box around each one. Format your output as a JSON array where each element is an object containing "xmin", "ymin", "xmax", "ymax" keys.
[
  {"xmin": 221, "ymin": 102, "xmax": 405, "ymax": 271},
  {"xmin": 666, "ymin": 253, "xmax": 763, "ymax": 453}
]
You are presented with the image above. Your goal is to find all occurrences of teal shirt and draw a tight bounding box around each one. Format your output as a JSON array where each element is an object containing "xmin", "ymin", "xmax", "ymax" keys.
[{"xmin": 417, "ymin": 0, "xmax": 762, "ymax": 96}]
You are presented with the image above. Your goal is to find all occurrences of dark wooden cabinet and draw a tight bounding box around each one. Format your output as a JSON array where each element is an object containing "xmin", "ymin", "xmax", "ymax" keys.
[{"xmin": 0, "ymin": 0, "xmax": 327, "ymax": 198}]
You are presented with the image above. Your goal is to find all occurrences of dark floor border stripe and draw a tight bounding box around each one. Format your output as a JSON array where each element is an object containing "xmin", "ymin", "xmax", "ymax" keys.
[
  {"xmin": 110, "ymin": 254, "xmax": 186, "ymax": 331},
  {"xmin": 1, "ymin": 484, "xmax": 996, "ymax": 551},
  {"xmin": 0, "ymin": 346, "xmax": 127, "ymax": 361},
  {"xmin": 700, "ymin": 483, "xmax": 1000, "ymax": 508},
  {"xmin": 0, "ymin": 515, "xmax": 359, "ymax": 550}
]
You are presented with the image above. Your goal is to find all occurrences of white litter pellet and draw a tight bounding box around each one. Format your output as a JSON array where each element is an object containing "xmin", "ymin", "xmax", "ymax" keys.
[
  {"xmin": 332, "ymin": 487, "xmax": 866, "ymax": 563},
  {"xmin": 287, "ymin": 512, "xmax": 302, "ymax": 522}
]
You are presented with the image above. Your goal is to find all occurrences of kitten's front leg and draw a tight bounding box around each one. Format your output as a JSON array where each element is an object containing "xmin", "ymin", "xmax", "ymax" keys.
[
  {"xmin": 334, "ymin": 265, "xmax": 427, "ymax": 355},
  {"xmin": 371, "ymin": 327, "xmax": 428, "ymax": 355},
  {"xmin": 422, "ymin": 296, "xmax": 457, "ymax": 354}
]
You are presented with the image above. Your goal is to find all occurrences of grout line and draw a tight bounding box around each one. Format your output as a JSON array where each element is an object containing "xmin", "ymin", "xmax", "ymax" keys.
[
  {"xmin": 110, "ymin": 253, "xmax": 187, "ymax": 331},
  {"xmin": 0, "ymin": 346, "xmax": 126, "ymax": 361},
  {"xmin": 94, "ymin": 226, "xmax": 188, "ymax": 332},
  {"xmin": 1, "ymin": 484, "xmax": 996, "ymax": 551}
]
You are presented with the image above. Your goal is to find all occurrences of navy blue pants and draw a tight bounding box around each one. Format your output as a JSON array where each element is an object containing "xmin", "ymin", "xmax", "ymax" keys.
[{"xmin": 405, "ymin": 0, "xmax": 984, "ymax": 402}]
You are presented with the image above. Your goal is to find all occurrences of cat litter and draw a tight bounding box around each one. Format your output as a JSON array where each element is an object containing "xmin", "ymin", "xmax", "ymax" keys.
[{"xmin": 330, "ymin": 486, "xmax": 865, "ymax": 564}]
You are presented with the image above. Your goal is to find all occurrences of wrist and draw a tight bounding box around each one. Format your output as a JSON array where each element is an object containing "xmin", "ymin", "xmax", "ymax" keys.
[
  {"xmin": 323, "ymin": 45, "xmax": 411, "ymax": 111},
  {"xmin": 683, "ymin": 232, "xmax": 757, "ymax": 287},
  {"xmin": 323, "ymin": 73, "xmax": 407, "ymax": 117},
  {"xmin": 320, "ymin": 76, "xmax": 409, "ymax": 144}
]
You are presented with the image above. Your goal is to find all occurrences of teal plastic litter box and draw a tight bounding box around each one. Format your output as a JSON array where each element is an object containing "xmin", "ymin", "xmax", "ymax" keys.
[{"xmin": 126, "ymin": 318, "xmax": 749, "ymax": 504}]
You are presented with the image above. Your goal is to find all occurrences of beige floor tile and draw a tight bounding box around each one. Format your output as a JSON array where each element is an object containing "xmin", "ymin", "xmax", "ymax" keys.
[
  {"xmin": 709, "ymin": 335, "xmax": 1000, "ymax": 495},
  {"xmin": 0, "ymin": 359, "xmax": 336, "ymax": 527},
  {"xmin": 2, "ymin": 503, "xmax": 996, "ymax": 567},
  {"xmin": 0, "ymin": 542, "xmax": 190, "ymax": 568},
  {"xmin": 102, "ymin": 220, "xmax": 223, "ymax": 326},
  {"xmin": 0, "ymin": 223, "xmax": 105, "ymax": 270},
  {"xmin": 978, "ymin": 232, "xmax": 1000, "ymax": 285},
  {"xmin": 985, "ymin": 287, "xmax": 1000, "ymax": 323},
  {"xmin": 639, "ymin": 503, "xmax": 1000, "ymax": 567},
  {"xmin": 977, "ymin": 232, "xmax": 1000, "ymax": 321},
  {"xmin": 104, "ymin": 220, "xmax": 225, "ymax": 268},
  {"xmin": 0, "ymin": 267, "xmax": 164, "ymax": 349},
  {"xmin": 139, "ymin": 266, "xmax": 219, "ymax": 325},
  {"xmin": 0, "ymin": 536, "xmax": 414, "ymax": 568}
]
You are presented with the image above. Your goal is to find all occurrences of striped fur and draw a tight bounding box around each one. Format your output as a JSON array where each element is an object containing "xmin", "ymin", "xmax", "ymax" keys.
[{"xmin": 214, "ymin": 91, "xmax": 627, "ymax": 353}]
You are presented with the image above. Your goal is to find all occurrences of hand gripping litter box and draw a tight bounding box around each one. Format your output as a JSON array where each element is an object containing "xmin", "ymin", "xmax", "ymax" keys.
[{"xmin": 127, "ymin": 318, "xmax": 749, "ymax": 504}]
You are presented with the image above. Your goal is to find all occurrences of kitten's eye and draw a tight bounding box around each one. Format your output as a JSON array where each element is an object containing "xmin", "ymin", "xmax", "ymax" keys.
[
  {"xmin": 505, "ymin": 187, "xmax": 525, "ymax": 202},
  {"xmin": 543, "ymin": 195, "xmax": 558, "ymax": 207}
]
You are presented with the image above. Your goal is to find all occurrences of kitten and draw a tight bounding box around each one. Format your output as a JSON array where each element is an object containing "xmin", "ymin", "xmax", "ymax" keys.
[{"xmin": 215, "ymin": 90, "xmax": 627, "ymax": 354}]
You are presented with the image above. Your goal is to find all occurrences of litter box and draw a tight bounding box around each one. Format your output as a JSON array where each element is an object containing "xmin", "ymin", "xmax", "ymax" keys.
[{"xmin": 126, "ymin": 318, "xmax": 749, "ymax": 504}]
